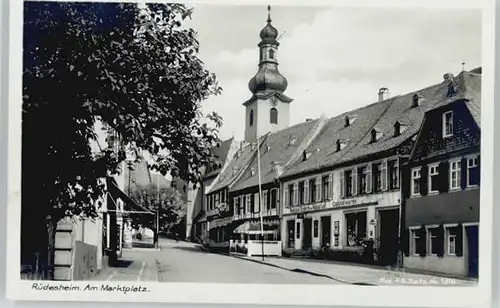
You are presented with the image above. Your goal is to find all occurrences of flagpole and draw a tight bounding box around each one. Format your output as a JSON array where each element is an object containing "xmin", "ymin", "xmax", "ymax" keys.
[
  {"xmin": 156, "ymin": 175, "xmax": 160, "ymax": 249},
  {"xmin": 257, "ymin": 135, "xmax": 265, "ymax": 261}
]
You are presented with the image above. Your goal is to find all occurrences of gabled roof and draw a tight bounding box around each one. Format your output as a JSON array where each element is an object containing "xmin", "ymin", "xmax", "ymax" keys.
[
  {"xmin": 231, "ymin": 119, "xmax": 320, "ymax": 192},
  {"xmin": 207, "ymin": 137, "xmax": 264, "ymax": 193},
  {"xmin": 203, "ymin": 137, "xmax": 236, "ymax": 179},
  {"xmin": 282, "ymin": 70, "xmax": 481, "ymax": 177}
]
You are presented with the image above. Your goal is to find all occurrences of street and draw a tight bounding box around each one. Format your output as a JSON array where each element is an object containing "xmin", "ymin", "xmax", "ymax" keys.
[{"xmin": 91, "ymin": 238, "xmax": 337, "ymax": 284}]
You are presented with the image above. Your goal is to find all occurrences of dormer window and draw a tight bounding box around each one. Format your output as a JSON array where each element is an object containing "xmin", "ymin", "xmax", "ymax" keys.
[
  {"xmin": 250, "ymin": 168, "xmax": 256, "ymax": 176},
  {"xmin": 345, "ymin": 116, "xmax": 350, "ymax": 127},
  {"xmin": 336, "ymin": 140, "xmax": 346, "ymax": 152},
  {"xmin": 412, "ymin": 93, "xmax": 421, "ymax": 108},
  {"xmin": 370, "ymin": 128, "xmax": 384, "ymax": 143},
  {"xmin": 265, "ymin": 144, "xmax": 271, "ymax": 153},
  {"xmin": 443, "ymin": 111, "xmax": 453, "ymax": 138},
  {"xmin": 232, "ymin": 166, "xmax": 238, "ymax": 176},
  {"xmin": 394, "ymin": 122, "xmax": 401, "ymax": 137},
  {"xmin": 289, "ymin": 135, "xmax": 297, "ymax": 146},
  {"xmin": 302, "ymin": 150, "xmax": 311, "ymax": 162},
  {"xmin": 371, "ymin": 129, "xmax": 377, "ymax": 143}
]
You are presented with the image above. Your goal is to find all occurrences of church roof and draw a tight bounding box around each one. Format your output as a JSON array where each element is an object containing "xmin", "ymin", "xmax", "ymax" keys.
[{"xmin": 203, "ymin": 137, "xmax": 236, "ymax": 179}]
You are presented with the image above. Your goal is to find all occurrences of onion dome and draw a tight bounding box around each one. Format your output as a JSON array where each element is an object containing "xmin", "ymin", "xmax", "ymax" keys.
[
  {"xmin": 259, "ymin": 5, "xmax": 279, "ymax": 44},
  {"xmin": 249, "ymin": 66, "xmax": 288, "ymax": 93}
]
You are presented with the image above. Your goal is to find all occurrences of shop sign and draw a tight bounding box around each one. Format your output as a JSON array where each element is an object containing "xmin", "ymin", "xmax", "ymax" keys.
[
  {"xmin": 332, "ymin": 199, "xmax": 357, "ymax": 207},
  {"xmin": 289, "ymin": 203, "xmax": 326, "ymax": 213}
]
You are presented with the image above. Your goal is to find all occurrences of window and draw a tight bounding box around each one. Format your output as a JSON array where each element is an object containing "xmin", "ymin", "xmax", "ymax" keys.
[
  {"xmin": 450, "ymin": 160, "xmax": 461, "ymax": 190},
  {"xmin": 322, "ymin": 175, "xmax": 329, "ymax": 200},
  {"xmin": 467, "ymin": 156, "xmax": 480, "ymax": 187},
  {"xmin": 249, "ymin": 109, "xmax": 254, "ymax": 126},
  {"xmin": 298, "ymin": 181, "xmax": 305, "ymax": 205},
  {"xmin": 411, "ymin": 229, "xmax": 422, "ymax": 256},
  {"xmin": 292, "ymin": 183, "xmax": 298, "ymax": 206},
  {"xmin": 234, "ymin": 197, "xmax": 240, "ymax": 215},
  {"xmin": 250, "ymin": 194, "xmax": 255, "ymax": 213},
  {"xmin": 447, "ymin": 228, "xmax": 457, "ymax": 255},
  {"xmin": 388, "ymin": 160, "xmax": 399, "ymax": 190},
  {"xmin": 411, "ymin": 168, "xmax": 421, "ymax": 196},
  {"xmin": 296, "ymin": 222, "xmax": 301, "ymax": 239},
  {"xmin": 313, "ymin": 220, "xmax": 319, "ymax": 237},
  {"xmin": 269, "ymin": 49, "xmax": 275, "ymax": 59},
  {"xmin": 309, "ymin": 178, "xmax": 316, "ymax": 202},
  {"xmin": 345, "ymin": 170, "xmax": 353, "ymax": 197},
  {"xmin": 263, "ymin": 190, "xmax": 268, "ymax": 211},
  {"xmin": 270, "ymin": 189, "xmax": 277, "ymax": 209},
  {"xmin": 428, "ymin": 164, "xmax": 439, "ymax": 193},
  {"xmin": 287, "ymin": 184, "xmax": 293, "ymax": 206},
  {"xmin": 428, "ymin": 228, "xmax": 440, "ymax": 256},
  {"xmin": 359, "ymin": 166, "xmax": 368, "ymax": 194},
  {"xmin": 270, "ymin": 108, "xmax": 278, "ymax": 124},
  {"xmin": 373, "ymin": 163, "xmax": 382, "ymax": 192},
  {"xmin": 443, "ymin": 111, "xmax": 453, "ymax": 137}
]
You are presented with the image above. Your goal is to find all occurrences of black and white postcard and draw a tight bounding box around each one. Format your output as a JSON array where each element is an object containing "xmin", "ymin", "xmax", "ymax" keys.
[{"xmin": 6, "ymin": 0, "xmax": 496, "ymax": 306}]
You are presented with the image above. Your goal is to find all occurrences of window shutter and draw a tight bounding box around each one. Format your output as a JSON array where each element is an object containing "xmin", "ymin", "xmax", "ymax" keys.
[
  {"xmin": 352, "ymin": 168, "xmax": 358, "ymax": 196},
  {"xmin": 381, "ymin": 160, "xmax": 388, "ymax": 191},
  {"xmin": 340, "ymin": 170, "xmax": 345, "ymax": 198},
  {"xmin": 403, "ymin": 228, "xmax": 410, "ymax": 257},
  {"xmin": 366, "ymin": 165, "xmax": 372, "ymax": 193},
  {"xmin": 477, "ymin": 156, "xmax": 481, "ymax": 185},
  {"xmin": 417, "ymin": 226, "xmax": 427, "ymax": 257},
  {"xmin": 293, "ymin": 183, "xmax": 298, "ymax": 206},
  {"xmin": 437, "ymin": 225, "xmax": 445, "ymax": 258},
  {"xmin": 255, "ymin": 192, "xmax": 260, "ymax": 213},
  {"xmin": 284, "ymin": 185, "xmax": 289, "ymax": 207},
  {"xmin": 263, "ymin": 191, "xmax": 268, "ymax": 211},
  {"xmin": 316, "ymin": 177, "xmax": 322, "ymax": 202},
  {"xmin": 420, "ymin": 164, "xmax": 428, "ymax": 196},
  {"xmin": 456, "ymin": 225, "xmax": 464, "ymax": 257},
  {"xmin": 328, "ymin": 174, "xmax": 333, "ymax": 200},
  {"xmin": 460, "ymin": 158, "xmax": 467, "ymax": 190},
  {"xmin": 304, "ymin": 181, "xmax": 310, "ymax": 203},
  {"xmin": 438, "ymin": 162, "xmax": 449, "ymax": 193}
]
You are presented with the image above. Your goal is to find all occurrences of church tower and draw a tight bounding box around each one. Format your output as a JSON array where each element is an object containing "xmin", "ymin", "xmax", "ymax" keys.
[{"xmin": 244, "ymin": 5, "xmax": 293, "ymax": 142}]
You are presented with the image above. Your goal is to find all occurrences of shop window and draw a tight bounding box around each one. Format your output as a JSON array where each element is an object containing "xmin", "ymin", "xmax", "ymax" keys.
[
  {"xmin": 428, "ymin": 164, "xmax": 439, "ymax": 193},
  {"xmin": 467, "ymin": 156, "xmax": 480, "ymax": 187},
  {"xmin": 450, "ymin": 160, "xmax": 461, "ymax": 190},
  {"xmin": 313, "ymin": 220, "xmax": 319, "ymax": 238},
  {"xmin": 287, "ymin": 220, "xmax": 295, "ymax": 248},
  {"xmin": 388, "ymin": 160, "xmax": 399, "ymax": 189},
  {"xmin": 296, "ymin": 222, "xmax": 301, "ymax": 239},
  {"xmin": 345, "ymin": 211, "xmax": 367, "ymax": 247},
  {"xmin": 411, "ymin": 167, "xmax": 421, "ymax": 196}
]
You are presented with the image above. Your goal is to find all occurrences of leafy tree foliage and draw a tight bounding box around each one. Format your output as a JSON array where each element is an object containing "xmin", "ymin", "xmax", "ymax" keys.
[
  {"xmin": 129, "ymin": 183, "xmax": 185, "ymax": 236},
  {"xmin": 22, "ymin": 2, "xmax": 222, "ymax": 227}
]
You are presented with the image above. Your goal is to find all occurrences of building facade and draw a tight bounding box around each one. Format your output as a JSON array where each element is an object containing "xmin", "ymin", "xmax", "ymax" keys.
[{"xmin": 402, "ymin": 71, "xmax": 481, "ymax": 277}]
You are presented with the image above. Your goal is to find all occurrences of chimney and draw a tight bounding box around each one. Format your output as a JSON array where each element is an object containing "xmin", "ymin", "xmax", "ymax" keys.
[
  {"xmin": 412, "ymin": 93, "xmax": 421, "ymax": 108},
  {"xmin": 378, "ymin": 87, "xmax": 390, "ymax": 102},
  {"xmin": 443, "ymin": 73, "xmax": 454, "ymax": 81}
]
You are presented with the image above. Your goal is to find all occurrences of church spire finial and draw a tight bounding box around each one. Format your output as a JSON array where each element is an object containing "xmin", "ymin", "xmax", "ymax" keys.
[{"xmin": 267, "ymin": 5, "xmax": 272, "ymax": 23}]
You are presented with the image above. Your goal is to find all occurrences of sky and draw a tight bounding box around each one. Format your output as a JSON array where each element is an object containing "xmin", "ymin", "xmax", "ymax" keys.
[{"xmin": 182, "ymin": 4, "xmax": 482, "ymax": 142}]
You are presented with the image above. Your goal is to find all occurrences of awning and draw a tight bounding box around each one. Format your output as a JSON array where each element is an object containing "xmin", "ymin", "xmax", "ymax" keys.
[
  {"xmin": 106, "ymin": 177, "xmax": 153, "ymax": 215},
  {"xmin": 233, "ymin": 221, "xmax": 278, "ymax": 234}
]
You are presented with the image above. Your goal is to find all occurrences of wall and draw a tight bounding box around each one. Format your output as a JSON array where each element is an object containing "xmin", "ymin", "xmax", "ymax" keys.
[
  {"xmin": 72, "ymin": 241, "xmax": 98, "ymax": 280},
  {"xmin": 406, "ymin": 188, "xmax": 479, "ymax": 226},
  {"xmin": 404, "ymin": 255, "xmax": 467, "ymax": 277}
]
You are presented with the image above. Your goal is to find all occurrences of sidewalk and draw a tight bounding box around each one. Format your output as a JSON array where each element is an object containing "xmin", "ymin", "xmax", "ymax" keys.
[{"xmin": 228, "ymin": 254, "xmax": 477, "ymax": 286}]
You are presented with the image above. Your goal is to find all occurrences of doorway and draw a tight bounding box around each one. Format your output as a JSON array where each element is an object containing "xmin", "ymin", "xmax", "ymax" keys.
[
  {"xmin": 321, "ymin": 216, "xmax": 331, "ymax": 247},
  {"xmin": 378, "ymin": 209, "xmax": 399, "ymax": 265},
  {"xmin": 466, "ymin": 225, "xmax": 479, "ymax": 278},
  {"xmin": 303, "ymin": 218, "xmax": 313, "ymax": 250},
  {"xmin": 287, "ymin": 220, "xmax": 295, "ymax": 248}
]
